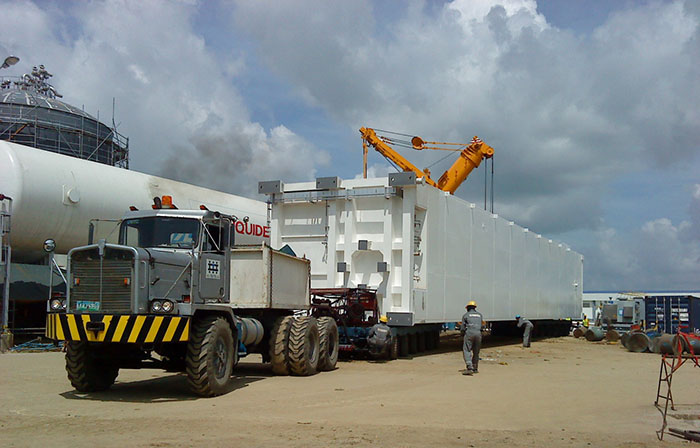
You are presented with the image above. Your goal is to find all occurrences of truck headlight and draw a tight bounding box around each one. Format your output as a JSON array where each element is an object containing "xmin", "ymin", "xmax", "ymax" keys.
[
  {"xmin": 150, "ymin": 300, "xmax": 173, "ymax": 313},
  {"xmin": 50, "ymin": 299, "xmax": 66, "ymax": 310}
]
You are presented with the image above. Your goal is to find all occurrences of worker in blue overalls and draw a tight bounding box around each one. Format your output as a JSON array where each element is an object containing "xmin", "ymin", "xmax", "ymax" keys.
[
  {"xmin": 461, "ymin": 301, "xmax": 483, "ymax": 375},
  {"xmin": 516, "ymin": 315, "xmax": 534, "ymax": 348}
]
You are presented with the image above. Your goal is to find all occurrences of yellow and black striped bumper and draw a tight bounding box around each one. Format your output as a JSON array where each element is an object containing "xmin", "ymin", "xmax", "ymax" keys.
[{"xmin": 46, "ymin": 313, "xmax": 190, "ymax": 344}]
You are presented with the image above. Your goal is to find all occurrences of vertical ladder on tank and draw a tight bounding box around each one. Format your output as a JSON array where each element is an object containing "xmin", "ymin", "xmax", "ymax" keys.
[{"xmin": 0, "ymin": 195, "xmax": 12, "ymax": 334}]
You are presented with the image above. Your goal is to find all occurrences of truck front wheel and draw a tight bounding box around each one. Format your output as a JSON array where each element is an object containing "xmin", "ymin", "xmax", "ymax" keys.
[
  {"xmin": 65, "ymin": 341, "xmax": 119, "ymax": 392},
  {"xmin": 186, "ymin": 316, "xmax": 234, "ymax": 397}
]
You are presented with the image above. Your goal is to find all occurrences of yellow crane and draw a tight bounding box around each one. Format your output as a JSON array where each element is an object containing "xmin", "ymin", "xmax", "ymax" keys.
[{"xmin": 360, "ymin": 127, "xmax": 494, "ymax": 195}]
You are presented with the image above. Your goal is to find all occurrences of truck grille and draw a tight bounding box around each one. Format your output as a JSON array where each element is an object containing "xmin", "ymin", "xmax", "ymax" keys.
[{"xmin": 71, "ymin": 259, "xmax": 133, "ymax": 313}]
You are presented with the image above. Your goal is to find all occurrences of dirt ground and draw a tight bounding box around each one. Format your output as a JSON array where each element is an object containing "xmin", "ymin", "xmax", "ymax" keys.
[{"xmin": 1, "ymin": 333, "xmax": 698, "ymax": 447}]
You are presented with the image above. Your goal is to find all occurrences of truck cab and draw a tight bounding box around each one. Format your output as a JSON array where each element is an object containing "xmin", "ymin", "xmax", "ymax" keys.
[{"xmin": 66, "ymin": 209, "xmax": 233, "ymax": 317}]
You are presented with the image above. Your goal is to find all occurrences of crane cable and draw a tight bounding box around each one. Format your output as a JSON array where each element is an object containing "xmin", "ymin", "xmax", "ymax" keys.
[{"xmin": 374, "ymin": 129, "xmax": 465, "ymax": 173}]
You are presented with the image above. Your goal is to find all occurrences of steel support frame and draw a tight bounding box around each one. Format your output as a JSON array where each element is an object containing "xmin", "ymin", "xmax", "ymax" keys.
[{"xmin": 655, "ymin": 353, "xmax": 700, "ymax": 440}]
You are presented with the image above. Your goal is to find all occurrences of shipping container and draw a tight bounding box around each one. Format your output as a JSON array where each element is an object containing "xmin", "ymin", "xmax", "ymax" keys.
[{"xmin": 645, "ymin": 295, "xmax": 700, "ymax": 334}]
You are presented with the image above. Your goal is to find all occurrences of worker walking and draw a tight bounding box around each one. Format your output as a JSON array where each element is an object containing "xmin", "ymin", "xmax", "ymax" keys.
[
  {"xmin": 367, "ymin": 315, "xmax": 393, "ymax": 358},
  {"xmin": 582, "ymin": 314, "xmax": 589, "ymax": 328},
  {"xmin": 461, "ymin": 301, "xmax": 483, "ymax": 376},
  {"xmin": 516, "ymin": 315, "xmax": 534, "ymax": 348},
  {"xmin": 594, "ymin": 305, "xmax": 603, "ymax": 327}
]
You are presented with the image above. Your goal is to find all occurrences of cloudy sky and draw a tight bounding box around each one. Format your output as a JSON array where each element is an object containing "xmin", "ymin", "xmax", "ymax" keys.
[{"xmin": 1, "ymin": 0, "xmax": 699, "ymax": 292}]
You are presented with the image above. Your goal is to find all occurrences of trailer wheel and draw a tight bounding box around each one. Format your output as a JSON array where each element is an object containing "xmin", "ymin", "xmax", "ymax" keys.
[
  {"xmin": 417, "ymin": 331, "xmax": 426, "ymax": 352},
  {"xmin": 389, "ymin": 335, "xmax": 399, "ymax": 360},
  {"xmin": 399, "ymin": 335, "xmax": 409, "ymax": 357},
  {"xmin": 317, "ymin": 317, "xmax": 339, "ymax": 371},
  {"xmin": 65, "ymin": 341, "xmax": 119, "ymax": 392},
  {"xmin": 408, "ymin": 333, "xmax": 418, "ymax": 354},
  {"xmin": 185, "ymin": 316, "xmax": 234, "ymax": 397},
  {"xmin": 288, "ymin": 316, "xmax": 320, "ymax": 376},
  {"xmin": 425, "ymin": 330, "xmax": 435, "ymax": 350},
  {"xmin": 269, "ymin": 316, "xmax": 294, "ymax": 375}
]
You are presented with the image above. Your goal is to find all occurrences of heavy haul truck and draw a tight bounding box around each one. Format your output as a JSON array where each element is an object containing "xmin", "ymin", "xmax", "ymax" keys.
[{"xmin": 45, "ymin": 200, "xmax": 338, "ymax": 396}]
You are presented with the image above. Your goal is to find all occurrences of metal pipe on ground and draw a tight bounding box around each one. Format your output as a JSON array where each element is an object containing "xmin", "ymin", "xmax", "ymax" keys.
[
  {"xmin": 573, "ymin": 327, "xmax": 586, "ymax": 338},
  {"xmin": 605, "ymin": 329, "xmax": 620, "ymax": 342},
  {"xmin": 626, "ymin": 332, "xmax": 651, "ymax": 352},
  {"xmin": 651, "ymin": 334, "xmax": 675, "ymax": 354},
  {"xmin": 671, "ymin": 334, "xmax": 700, "ymax": 355},
  {"xmin": 620, "ymin": 332, "xmax": 630, "ymax": 349},
  {"xmin": 585, "ymin": 327, "xmax": 605, "ymax": 342}
]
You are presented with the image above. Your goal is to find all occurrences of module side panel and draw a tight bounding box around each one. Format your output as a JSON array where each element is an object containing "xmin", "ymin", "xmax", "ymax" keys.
[
  {"xmin": 442, "ymin": 194, "xmax": 472, "ymax": 323},
  {"xmin": 273, "ymin": 201, "xmax": 328, "ymax": 285},
  {"xmin": 510, "ymin": 225, "xmax": 527, "ymax": 320},
  {"xmin": 493, "ymin": 218, "xmax": 512, "ymax": 320}
]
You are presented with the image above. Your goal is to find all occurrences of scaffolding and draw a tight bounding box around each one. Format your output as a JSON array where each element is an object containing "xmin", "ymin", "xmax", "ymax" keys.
[{"xmin": 0, "ymin": 69, "xmax": 129, "ymax": 168}]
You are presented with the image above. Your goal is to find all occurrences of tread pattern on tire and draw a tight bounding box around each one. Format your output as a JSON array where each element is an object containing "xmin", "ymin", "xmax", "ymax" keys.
[
  {"xmin": 65, "ymin": 341, "xmax": 118, "ymax": 392},
  {"xmin": 288, "ymin": 316, "xmax": 320, "ymax": 376},
  {"xmin": 185, "ymin": 316, "xmax": 234, "ymax": 397},
  {"xmin": 389, "ymin": 333, "xmax": 399, "ymax": 359},
  {"xmin": 317, "ymin": 316, "xmax": 339, "ymax": 371},
  {"xmin": 269, "ymin": 316, "xmax": 294, "ymax": 375}
]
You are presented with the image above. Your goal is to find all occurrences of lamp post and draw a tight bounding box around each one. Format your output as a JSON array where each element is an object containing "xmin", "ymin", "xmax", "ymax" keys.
[{"xmin": 1, "ymin": 55, "xmax": 19, "ymax": 69}]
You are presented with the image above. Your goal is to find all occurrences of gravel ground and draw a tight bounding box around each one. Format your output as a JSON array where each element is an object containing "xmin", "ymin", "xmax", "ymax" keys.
[{"xmin": 1, "ymin": 333, "xmax": 697, "ymax": 447}]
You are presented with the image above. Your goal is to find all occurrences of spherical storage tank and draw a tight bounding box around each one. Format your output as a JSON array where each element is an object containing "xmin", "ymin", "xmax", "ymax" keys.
[
  {"xmin": 0, "ymin": 140, "xmax": 269, "ymax": 262},
  {"xmin": 0, "ymin": 75, "xmax": 129, "ymax": 168}
]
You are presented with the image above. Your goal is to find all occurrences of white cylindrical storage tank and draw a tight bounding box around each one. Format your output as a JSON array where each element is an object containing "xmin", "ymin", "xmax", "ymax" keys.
[{"xmin": 0, "ymin": 140, "xmax": 268, "ymax": 262}]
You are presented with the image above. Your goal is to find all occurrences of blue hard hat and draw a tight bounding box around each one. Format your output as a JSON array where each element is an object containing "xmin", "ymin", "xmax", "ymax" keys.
[{"xmin": 515, "ymin": 315, "xmax": 521, "ymax": 319}]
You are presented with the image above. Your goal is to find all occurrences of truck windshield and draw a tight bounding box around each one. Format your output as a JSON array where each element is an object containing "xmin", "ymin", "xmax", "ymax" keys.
[{"xmin": 119, "ymin": 217, "xmax": 200, "ymax": 249}]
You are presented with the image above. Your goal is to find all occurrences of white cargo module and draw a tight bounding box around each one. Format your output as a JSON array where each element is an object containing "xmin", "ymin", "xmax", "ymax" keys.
[{"xmin": 263, "ymin": 175, "xmax": 583, "ymax": 324}]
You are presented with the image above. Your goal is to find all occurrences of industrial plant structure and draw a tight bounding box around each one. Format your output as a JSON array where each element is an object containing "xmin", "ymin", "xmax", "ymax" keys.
[{"xmin": 0, "ymin": 65, "xmax": 129, "ymax": 167}]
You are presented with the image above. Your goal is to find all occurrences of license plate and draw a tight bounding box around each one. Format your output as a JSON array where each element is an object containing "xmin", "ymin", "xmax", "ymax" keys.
[{"xmin": 76, "ymin": 300, "xmax": 100, "ymax": 311}]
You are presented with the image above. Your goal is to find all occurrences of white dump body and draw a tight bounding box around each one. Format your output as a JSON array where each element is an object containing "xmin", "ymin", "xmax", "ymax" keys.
[
  {"xmin": 0, "ymin": 140, "xmax": 269, "ymax": 262},
  {"xmin": 266, "ymin": 177, "xmax": 583, "ymax": 324},
  {"xmin": 229, "ymin": 244, "xmax": 310, "ymax": 310}
]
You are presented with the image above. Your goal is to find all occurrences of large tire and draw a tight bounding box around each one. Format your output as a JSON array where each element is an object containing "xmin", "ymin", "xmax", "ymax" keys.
[
  {"xmin": 399, "ymin": 335, "xmax": 409, "ymax": 357},
  {"xmin": 269, "ymin": 316, "xmax": 294, "ymax": 375},
  {"xmin": 389, "ymin": 335, "xmax": 399, "ymax": 360},
  {"xmin": 417, "ymin": 331, "xmax": 426, "ymax": 352},
  {"xmin": 425, "ymin": 331, "xmax": 435, "ymax": 350},
  {"xmin": 186, "ymin": 316, "xmax": 235, "ymax": 397},
  {"xmin": 317, "ymin": 317, "xmax": 339, "ymax": 371},
  {"xmin": 65, "ymin": 341, "xmax": 118, "ymax": 392},
  {"xmin": 288, "ymin": 316, "xmax": 320, "ymax": 376},
  {"xmin": 408, "ymin": 333, "xmax": 418, "ymax": 354}
]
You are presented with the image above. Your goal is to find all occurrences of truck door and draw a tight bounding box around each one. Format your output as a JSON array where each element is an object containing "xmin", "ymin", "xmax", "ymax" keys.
[{"xmin": 198, "ymin": 221, "xmax": 230, "ymax": 302}]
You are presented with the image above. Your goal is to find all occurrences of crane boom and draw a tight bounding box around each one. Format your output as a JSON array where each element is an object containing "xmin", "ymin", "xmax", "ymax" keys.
[
  {"xmin": 437, "ymin": 136, "xmax": 494, "ymax": 194},
  {"xmin": 360, "ymin": 127, "xmax": 494, "ymax": 194},
  {"xmin": 359, "ymin": 127, "xmax": 438, "ymax": 188}
]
